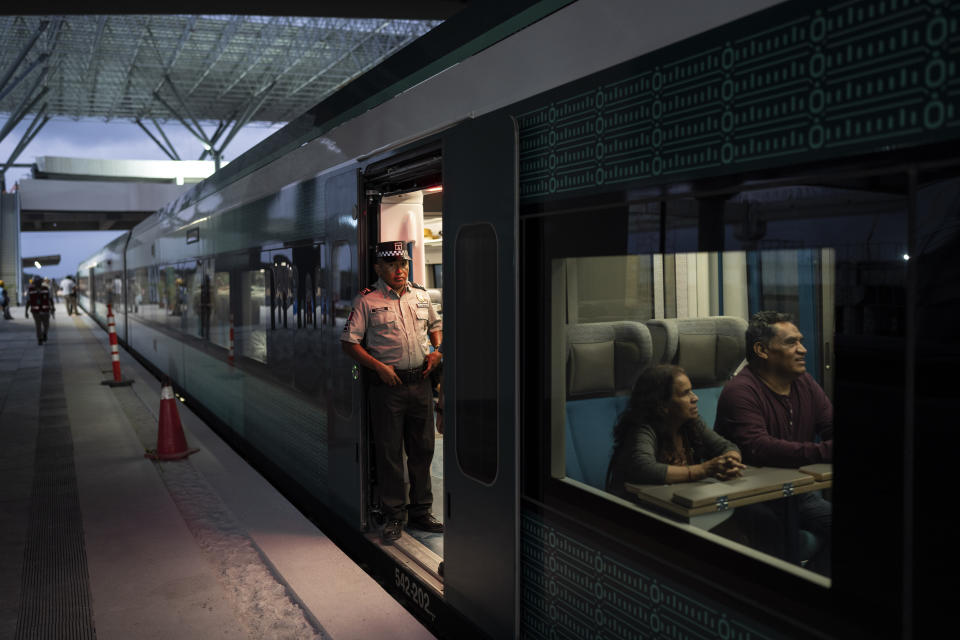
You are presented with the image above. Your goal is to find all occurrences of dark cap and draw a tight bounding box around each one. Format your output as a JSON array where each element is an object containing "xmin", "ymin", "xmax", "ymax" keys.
[{"xmin": 375, "ymin": 241, "xmax": 410, "ymax": 261}]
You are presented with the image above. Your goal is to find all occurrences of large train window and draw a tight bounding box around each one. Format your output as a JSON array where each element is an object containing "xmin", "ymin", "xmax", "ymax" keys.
[{"xmin": 523, "ymin": 168, "xmax": 916, "ymax": 589}]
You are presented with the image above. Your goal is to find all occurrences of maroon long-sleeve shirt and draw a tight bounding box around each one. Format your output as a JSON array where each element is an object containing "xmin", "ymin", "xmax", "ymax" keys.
[{"xmin": 715, "ymin": 366, "xmax": 833, "ymax": 467}]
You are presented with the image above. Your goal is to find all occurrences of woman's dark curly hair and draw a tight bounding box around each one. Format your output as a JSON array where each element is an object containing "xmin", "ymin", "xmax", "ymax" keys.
[{"xmin": 612, "ymin": 364, "xmax": 704, "ymax": 462}]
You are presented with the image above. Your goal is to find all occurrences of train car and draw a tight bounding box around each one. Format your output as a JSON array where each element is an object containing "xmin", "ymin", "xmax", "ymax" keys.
[
  {"xmin": 79, "ymin": 1, "xmax": 960, "ymax": 638},
  {"xmin": 78, "ymin": 232, "xmax": 130, "ymax": 337}
]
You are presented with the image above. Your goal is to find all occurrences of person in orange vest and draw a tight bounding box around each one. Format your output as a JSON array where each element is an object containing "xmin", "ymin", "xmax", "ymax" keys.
[{"xmin": 26, "ymin": 276, "xmax": 53, "ymax": 345}]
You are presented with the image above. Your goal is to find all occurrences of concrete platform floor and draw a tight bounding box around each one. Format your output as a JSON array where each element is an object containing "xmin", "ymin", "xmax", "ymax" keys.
[{"xmin": 0, "ymin": 304, "xmax": 435, "ymax": 640}]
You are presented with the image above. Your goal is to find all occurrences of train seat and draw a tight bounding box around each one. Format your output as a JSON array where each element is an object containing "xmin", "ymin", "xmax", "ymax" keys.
[
  {"xmin": 427, "ymin": 288, "xmax": 442, "ymax": 315},
  {"xmin": 564, "ymin": 321, "xmax": 652, "ymax": 489},
  {"xmin": 645, "ymin": 316, "xmax": 747, "ymax": 428}
]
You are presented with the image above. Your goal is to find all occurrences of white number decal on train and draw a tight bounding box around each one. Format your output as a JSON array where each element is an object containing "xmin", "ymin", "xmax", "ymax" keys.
[{"xmin": 394, "ymin": 568, "xmax": 435, "ymax": 620}]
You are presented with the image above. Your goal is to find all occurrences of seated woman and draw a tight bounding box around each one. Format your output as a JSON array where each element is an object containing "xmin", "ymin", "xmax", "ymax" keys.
[{"xmin": 605, "ymin": 364, "xmax": 745, "ymax": 499}]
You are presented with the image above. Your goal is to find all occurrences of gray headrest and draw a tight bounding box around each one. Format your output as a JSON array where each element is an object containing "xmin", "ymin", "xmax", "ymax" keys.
[
  {"xmin": 646, "ymin": 316, "xmax": 747, "ymax": 386},
  {"xmin": 567, "ymin": 321, "xmax": 653, "ymax": 397}
]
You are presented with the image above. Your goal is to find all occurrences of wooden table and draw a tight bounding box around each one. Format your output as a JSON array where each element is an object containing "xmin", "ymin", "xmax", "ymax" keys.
[{"xmin": 625, "ymin": 464, "xmax": 832, "ymax": 521}]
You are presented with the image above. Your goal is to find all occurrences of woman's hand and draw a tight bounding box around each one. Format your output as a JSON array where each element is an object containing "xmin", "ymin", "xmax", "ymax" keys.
[{"xmin": 698, "ymin": 454, "xmax": 746, "ymax": 480}]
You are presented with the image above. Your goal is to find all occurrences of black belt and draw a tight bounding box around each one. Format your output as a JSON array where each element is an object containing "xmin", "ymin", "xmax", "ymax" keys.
[{"xmin": 371, "ymin": 366, "xmax": 425, "ymax": 385}]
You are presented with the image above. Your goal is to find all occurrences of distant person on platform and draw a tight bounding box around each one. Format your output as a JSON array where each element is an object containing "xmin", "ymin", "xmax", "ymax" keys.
[
  {"xmin": 0, "ymin": 280, "xmax": 11, "ymax": 320},
  {"xmin": 61, "ymin": 275, "xmax": 79, "ymax": 316},
  {"xmin": 715, "ymin": 311, "xmax": 833, "ymax": 572},
  {"xmin": 43, "ymin": 278, "xmax": 55, "ymax": 317},
  {"xmin": 25, "ymin": 276, "xmax": 53, "ymax": 345},
  {"xmin": 341, "ymin": 241, "xmax": 443, "ymax": 543}
]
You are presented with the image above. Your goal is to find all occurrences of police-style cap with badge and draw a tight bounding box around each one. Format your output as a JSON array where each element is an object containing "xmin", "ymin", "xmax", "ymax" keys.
[{"xmin": 375, "ymin": 241, "xmax": 410, "ymax": 261}]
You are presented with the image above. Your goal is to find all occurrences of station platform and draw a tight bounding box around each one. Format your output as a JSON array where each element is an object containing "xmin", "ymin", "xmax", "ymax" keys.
[{"xmin": 0, "ymin": 304, "xmax": 435, "ymax": 640}]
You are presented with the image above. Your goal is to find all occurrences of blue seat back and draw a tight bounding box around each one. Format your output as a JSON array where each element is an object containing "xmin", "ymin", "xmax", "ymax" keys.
[
  {"xmin": 564, "ymin": 321, "xmax": 651, "ymax": 489},
  {"xmin": 565, "ymin": 396, "xmax": 630, "ymax": 488}
]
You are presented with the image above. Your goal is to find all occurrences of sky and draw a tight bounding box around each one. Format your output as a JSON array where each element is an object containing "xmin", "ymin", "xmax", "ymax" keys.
[{"xmin": 2, "ymin": 116, "xmax": 284, "ymax": 281}]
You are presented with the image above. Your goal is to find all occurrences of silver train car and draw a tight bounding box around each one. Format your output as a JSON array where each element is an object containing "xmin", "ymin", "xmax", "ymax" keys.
[{"xmin": 79, "ymin": 1, "xmax": 960, "ymax": 637}]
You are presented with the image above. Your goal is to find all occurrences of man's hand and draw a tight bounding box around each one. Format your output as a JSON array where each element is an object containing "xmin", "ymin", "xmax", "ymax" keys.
[
  {"xmin": 377, "ymin": 362, "xmax": 402, "ymax": 386},
  {"xmin": 422, "ymin": 350, "xmax": 442, "ymax": 377}
]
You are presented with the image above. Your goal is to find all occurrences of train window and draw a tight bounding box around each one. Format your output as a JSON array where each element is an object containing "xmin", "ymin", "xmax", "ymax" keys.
[
  {"xmin": 332, "ymin": 242, "xmax": 353, "ymax": 330},
  {"xmin": 524, "ymin": 172, "xmax": 913, "ymax": 588},
  {"xmin": 184, "ymin": 260, "xmax": 212, "ymax": 340},
  {"xmin": 210, "ymin": 270, "xmax": 231, "ymax": 349},
  {"xmin": 158, "ymin": 264, "xmax": 184, "ymax": 331},
  {"xmin": 238, "ymin": 266, "xmax": 268, "ymax": 364},
  {"xmin": 174, "ymin": 262, "xmax": 195, "ymax": 334},
  {"xmin": 303, "ymin": 272, "xmax": 314, "ymax": 328},
  {"xmin": 331, "ymin": 241, "xmax": 354, "ymax": 420},
  {"xmin": 314, "ymin": 243, "xmax": 328, "ymax": 327},
  {"xmin": 557, "ymin": 247, "xmax": 841, "ymax": 573},
  {"xmin": 271, "ymin": 253, "xmax": 294, "ymax": 330},
  {"xmin": 291, "ymin": 264, "xmax": 300, "ymax": 328},
  {"xmin": 128, "ymin": 267, "xmax": 149, "ymax": 317},
  {"xmin": 455, "ymin": 223, "xmax": 498, "ymax": 484}
]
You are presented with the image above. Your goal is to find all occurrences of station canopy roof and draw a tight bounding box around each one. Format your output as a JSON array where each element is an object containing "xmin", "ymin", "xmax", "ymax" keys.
[{"xmin": 0, "ymin": 12, "xmax": 444, "ymax": 149}]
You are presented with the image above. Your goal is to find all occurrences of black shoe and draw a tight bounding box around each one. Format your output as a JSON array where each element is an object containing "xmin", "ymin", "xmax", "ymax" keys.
[
  {"xmin": 407, "ymin": 513, "xmax": 444, "ymax": 533},
  {"xmin": 382, "ymin": 519, "xmax": 403, "ymax": 543}
]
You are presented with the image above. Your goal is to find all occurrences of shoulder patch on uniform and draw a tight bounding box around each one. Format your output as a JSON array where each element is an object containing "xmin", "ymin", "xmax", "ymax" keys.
[
  {"xmin": 360, "ymin": 287, "xmax": 375, "ymax": 296},
  {"xmin": 410, "ymin": 281, "xmax": 426, "ymax": 291}
]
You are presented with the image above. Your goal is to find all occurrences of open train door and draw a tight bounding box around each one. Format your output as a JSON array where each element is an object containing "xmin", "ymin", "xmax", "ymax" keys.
[{"xmin": 443, "ymin": 113, "xmax": 518, "ymax": 639}]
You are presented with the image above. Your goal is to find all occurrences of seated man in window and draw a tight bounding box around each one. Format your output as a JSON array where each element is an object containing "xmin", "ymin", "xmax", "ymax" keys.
[{"xmin": 715, "ymin": 310, "xmax": 832, "ymax": 572}]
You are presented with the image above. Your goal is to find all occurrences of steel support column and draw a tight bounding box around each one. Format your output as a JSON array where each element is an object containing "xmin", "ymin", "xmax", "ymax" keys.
[
  {"xmin": 135, "ymin": 118, "xmax": 179, "ymax": 161},
  {"xmin": 0, "ymin": 20, "xmax": 48, "ymax": 97}
]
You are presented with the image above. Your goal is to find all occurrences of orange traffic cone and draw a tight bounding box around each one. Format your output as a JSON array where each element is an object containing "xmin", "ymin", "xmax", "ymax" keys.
[{"xmin": 145, "ymin": 378, "xmax": 199, "ymax": 460}]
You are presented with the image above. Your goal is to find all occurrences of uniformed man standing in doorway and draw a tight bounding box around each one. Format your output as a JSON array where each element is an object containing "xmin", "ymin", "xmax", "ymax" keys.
[{"xmin": 341, "ymin": 241, "xmax": 444, "ymax": 543}]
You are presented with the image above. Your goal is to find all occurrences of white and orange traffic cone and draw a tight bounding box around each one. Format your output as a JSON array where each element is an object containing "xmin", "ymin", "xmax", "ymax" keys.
[
  {"xmin": 145, "ymin": 378, "xmax": 199, "ymax": 461},
  {"xmin": 101, "ymin": 304, "xmax": 134, "ymax": 387}
]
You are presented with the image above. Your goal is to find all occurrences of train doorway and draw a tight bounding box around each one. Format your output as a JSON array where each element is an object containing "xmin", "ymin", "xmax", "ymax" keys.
[{"xmin": 361, "ymin": 149, "xmax": 445, "ymax": 590}]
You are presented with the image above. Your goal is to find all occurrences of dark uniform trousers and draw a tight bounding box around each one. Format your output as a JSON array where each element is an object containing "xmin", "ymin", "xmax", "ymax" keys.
[
  {"xmin": 368, "ymin": 377, "xmax": 435, "ymax": 521},
  {"xmin": 33, "ymin": 313, "xmax": 50, "ymax": 342}
]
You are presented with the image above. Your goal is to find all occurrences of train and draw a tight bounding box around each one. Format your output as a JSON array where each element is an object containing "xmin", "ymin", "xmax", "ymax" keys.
[{"xmin": 78, "ymin": 0, "xmax": 960, "ymax": 638}]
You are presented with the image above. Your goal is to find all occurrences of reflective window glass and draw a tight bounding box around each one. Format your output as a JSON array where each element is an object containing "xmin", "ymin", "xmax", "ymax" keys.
[
  {"xmin": 524, "ymin": 174, "xmax": 914, "ymax": 587},
  {"xmin": 209, "ymin": 270, "xmax": 231, "ymax": 349},
  {"xmin": 238, "ymin": 267, "xmax": 267, "ymax": 364}
]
